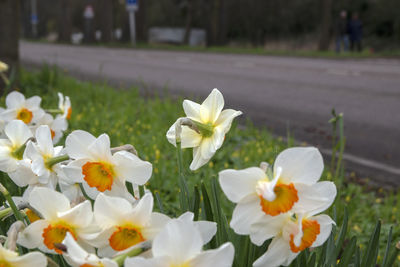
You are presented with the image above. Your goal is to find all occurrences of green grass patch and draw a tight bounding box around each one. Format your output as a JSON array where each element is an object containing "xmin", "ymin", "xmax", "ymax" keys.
[{"xmin": 6, "ymin": 67, "xmax": 400, "ymax": 265}]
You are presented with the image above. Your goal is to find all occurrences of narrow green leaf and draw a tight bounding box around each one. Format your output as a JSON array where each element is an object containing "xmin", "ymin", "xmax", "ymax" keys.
[
  {"xmin": 154, "ymin": 191, "xmax": 164, "ymax": 213},
  {"xmin": 308, "ymin": 252, "xmax": 316, "ymax": 267},
  {"xmin": 338, "ymin": 236, "xmax": 356, "ymax": 267},
  {"xmin": 191, "ymin": 186, "xmax": 200, "ymax": 221},
  {"xmin": 383, "ymin": 244, "xmax": 400, "ymax": 267},
  {"xmin": 382, "ymin": 226, "xmax": 393, "ymax": 267},
  {"xmin": 361, "ymin": 220, "xmax": 381, "ymax": 267},
  {"xmin": 334, "ymin": 208, "xmax": 348, "ymax": 260}
]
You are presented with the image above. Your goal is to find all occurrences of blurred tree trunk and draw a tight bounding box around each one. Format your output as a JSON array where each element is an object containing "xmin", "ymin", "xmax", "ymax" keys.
[
  {"xmin": 0, "ymin": 0, "xmax": 20, "ymax": 89},
  {"xmin": 208, "ymin": 0, "xmax": 226, "ymax": 46},
  {"xmin": 136, "ymin": 0, "xmax": 147, "ymax": 42},
  {"xmin": 318, "ymin": 0, "xmax": 332, "ymax": 51},
  {"xmin": 59, "ymin": 0, "xmax": 72, "ymax": 42},
  {"xmin": 98, "ymin": 0, "xmax": 113, "ymax": 42},
  {"xmin": 183, "ymin": 0, "xmax": 193, "ymax": 45}
]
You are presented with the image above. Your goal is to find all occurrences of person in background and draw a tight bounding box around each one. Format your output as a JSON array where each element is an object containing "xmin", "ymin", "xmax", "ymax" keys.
[
  {"xmin": 349, "ymin": 12, "xmax": 363, "ymax": 52},
  {"xmin": 335, "ymin": 10, "xmax": 349, "ymax": 53}
]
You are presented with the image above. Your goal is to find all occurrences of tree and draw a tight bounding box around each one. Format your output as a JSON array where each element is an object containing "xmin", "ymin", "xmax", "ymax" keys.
[
  {"xmin": 58, "ymin": 0, "xmax": 72, "ymax": 42},
  {"xmin": 97, "ymin": 0, "xmax": 113, "ymax": 42},
  {"xmin": 318, "ymin": 0, "xmax": 333, "ymax": 50},
  {"xmin": 0, "ymin": 0, "xmax": 20, "ymax": 89}
]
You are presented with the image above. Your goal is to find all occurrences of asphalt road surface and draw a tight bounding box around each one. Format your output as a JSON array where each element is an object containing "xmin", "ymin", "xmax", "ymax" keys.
[{"xmin": 20, "ymin": 41, "xmax": 400, "ymax": 186}]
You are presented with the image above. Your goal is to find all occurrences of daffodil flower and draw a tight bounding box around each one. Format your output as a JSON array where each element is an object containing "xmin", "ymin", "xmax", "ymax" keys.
[
  {"xmin": 62, "ymin": 232, "xmax": 118, "ymax": 267},
  {"xmin": 0, "ymin": 61, "xmax": 8, "ymax": 72},
  {"xmin": 0, "ymin": 91, "xmax": 44, "ymax": 124},
  {"xmin": 32, "ymin": 113, "xmax": 68, "ymax": 144},
  {"xmin": 24, "ymin": 125, "xmax": 65, "ymax": 186},
  {"xmin": 0, "ymin": 120, "xmax": 33, "ymax": 173},
  {"xmin": 219, "ymin": 147, "xmax": 336, "ymax": 236},
  {"xmin": 58, "ymin": 92, "xmax": 72, "ymax": 120},
  {"xmin": 0, "ymin": 243, "xmax": 47, "ymax": 267},
  {"xmin": 84, "ymin": 193, "xmax": 170, "ymax": 257},
  {"xmin": 17, "ymin": 187, "xmax": 96, "ymax": 254},
  {"xmin": 124, "ymin": 218, "xmax": 235, "ymax": 267},
  {"xmin": 166, "ymin": 88, "xmax": 242, "ymax": 170},
  {"xmin": 252, "ymin": 209, "xmax": 335, "ymax": 267},
  {"xmin": 63, "ymin": 130, "xmax": 152, "ymax": 199}
]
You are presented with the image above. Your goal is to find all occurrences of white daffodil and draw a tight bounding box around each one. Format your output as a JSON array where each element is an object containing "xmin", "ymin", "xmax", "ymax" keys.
[
  {"xmin": 219, "ymin": 147, "xmax": 336, "ymax": 238},
  {"xmin": 58, "ymin": 92, "xmax": 72, "ymax": 120},
  {"xmin": 17, "ymin": 187, "xmax": 96, "ymax": 254},
  {"xmin": 24, "ymin": 125, "xmax": 65, "ymax": 186},
  {"xmin": 63, "ymin": 130, "xmax": 152, "ymax": 199},
  {"xmin": 252, "ymin": 209, "xmax": 335, "ymax": 267},
  {"xmin": 0, "ymin": 91, "xmax": 44, "ymax": 124},
  {"xmin": 0, "ymin": 243, "xmax": 47, "ymax": 267},
  {"xmin": 85, "ymin": 193, "xmax": 170, "ymax": 257},
  {"xmin": 33, "ymin": 113, "xmax": 68, "ymax": 144},
  {"xmin": 124, "ymin": 218, "xmax": 235, "ymax": 267},
  {"xmin": 62, "ymin": 232, "xmax": 118, "ymax": 267},
  {"xmin": 166, "ymin": 88, "xmax": 242, "ymax": 170},
  {"xmin": 0, "ymin": 61, "xmax": 8, "ymax": 72},
  {"xmin": 0, "ymin": 120, "xmax": 33, "ymax": 173}
]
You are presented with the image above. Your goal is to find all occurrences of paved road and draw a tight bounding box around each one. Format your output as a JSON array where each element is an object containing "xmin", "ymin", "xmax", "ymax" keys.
[{"xmin": 20, "ymin": 41, "xmax": 400, "ymax": 185}]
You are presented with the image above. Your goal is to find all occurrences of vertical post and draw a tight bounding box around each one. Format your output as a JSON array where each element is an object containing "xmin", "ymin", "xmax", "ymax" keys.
[
  {"xmin": 128, "ymin": 10, "xmax": 136, "ymax": 45},
  {"xmin": 30, "ymin": 0, "xmax": 38, "ymax": 38}
]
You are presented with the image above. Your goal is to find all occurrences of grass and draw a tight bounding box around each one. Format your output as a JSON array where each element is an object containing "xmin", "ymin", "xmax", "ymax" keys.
[
  {"xmin": 2, "ymin": 67, "xmax": 399, "ymax": 265},
  {"xmin": 25, "ymin": 38, "xmax": 400, "ymax": 59}
]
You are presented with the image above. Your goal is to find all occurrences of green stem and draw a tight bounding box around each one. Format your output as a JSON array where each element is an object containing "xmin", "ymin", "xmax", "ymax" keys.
[
  {"xmin": 0, "ymin": 183, "xmax": 25, "ymax": 223},
  {"xmin": 0, "ymin": 207, "xmax": 12, "ymax": 220},
  {"xmin": 176, "ymin": 142, "xmax": 189, "ymax": 211},
  {"xmin": 79, "ymin": 183, "xmax": 94, "ymax": 206},
  {"xmin": 0, "ymin": 73, "xmax": 10, "ymax": 86},
  {"xmin": 45, "ymin": 109, "xmax": 63, "ymax": 114},
  {"xmin": 113, "ymin": 241, "xmax": 151, "ymax": 266},
  {"xmin": 45, "ymin": 154, "xmax": 70, "ymax": 169}
]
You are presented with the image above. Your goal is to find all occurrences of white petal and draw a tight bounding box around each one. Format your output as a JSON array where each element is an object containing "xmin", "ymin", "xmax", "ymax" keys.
[
  {"xmin": 87, "ymin": 134, "xmax": 112, "ymax": 161},
  {"xmin": 66, "ymin": 130, "xmax": 96, "ymax": 159},
  {"xmin": 17, "ymin": 220, "xmax": 49, "ymax": 249},
  {"xmin": 125, "ymin": 193, "xmax": 153, "ymax": 226},
  {"xmin": 311, "ymin": 214, "xmax": 335, "ymax": 248},
  {"xmin": 183, "ymin": 99, "xmax": 202, "ymax": 121},
  {"xmin": 230, "ymin": 195, "xmax": 264, "ymax": 235},
  {"xmin": 166, "ymin": 120, "xmax": 202, "ymax": 148},
  {"xmin": 211, "ymin": 127, "xmax": 225, "ymax": 151},
  {"xmin": 152, "ymin": 219, "xmax": 202, "ymax": 262},
  {"xmin": 191, "ymin": 242, "xmax": 234, "ymax": 267},
  {"xmin": 253, "ymin": 236, "xmax": 298, "ymax": 267},
  {"xmin": 35, "ymin": 125, "xmax": 54, "ymax": 156},
  {"xmin": 190, "ymin": 147, "xmax": 209, "ymax": 171},
  {"xmin": 219, "ymin": 167, "xmax": 265, "ymax": 203},
  {"xmin": 5, "ymin": 120, "xmax": 33, "ymax": 147},
  {"xmin": 124, "ymin": 256, "xmax": 166, "ymax": 267},
  {"xmin": 141, "ymin": 212, "xmax": 171, "ymax": 240},
  {"xmin": 215, "ymin": 109, "xmax": 242, "ymax": 133},
  {"xmin": 200, "ymin": 89, "xmax": 224, "ymax": 124},
  {"xmin": 94, "ymin": 193, "xmax": 132, "ymax": 228},
  {"xmin": 8, "ymin": 160, "xmax": 38, "ymax": 186},
  {"xmin": 294, "ymin": 181, "xmax": 337, "ymax": 215},
  {"xmin": 25, "ymin": 96, "xmax": 42, "ymax": 109},
  {"xmin": 62, "ymin": 232, "xmax": 88, "ymax": 261},
  {"xmin": 200, "ymin": 137, "xmax": 215, "ymax": 162},
  {"xmin": 249, "ymin": 214, "xmax": 290, "ymax": 246},
  {"xmin": 8, "ymin": 251, "xmax": 47, "ymax": 267},
  {"xmin": 6, "ymin": 91, "xmax": 25, "ymax": 109},
  {"xmin": 112, "ymin": 151, "xmax": 152, "ymax": 185},
  {"xmin": 62, "ymin": 159, "xmax": 86, "ymax": 184},
  {"xmin": 177, "ymin": 212, "xmax": 216, "ymax": 244},
  {"xmin": 274, "ymin": 147, "xmax": 324, "ymax": 185},
  {"xmin": 58, "ymin": 200, "xmax": 93, "ymax": 228},
  {"xmin": 29, "ymin": 187, "xmax": 70, "ymax": 220}
]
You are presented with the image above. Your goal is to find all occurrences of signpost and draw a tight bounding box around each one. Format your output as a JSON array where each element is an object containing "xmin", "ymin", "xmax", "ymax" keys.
[
  {"xmin": 126, "ymin": 0, "xmax": 138, "ymax": 45},
  {"xmin": 30, "ymin": 0, "xmax": 38, "ymax": 38}
]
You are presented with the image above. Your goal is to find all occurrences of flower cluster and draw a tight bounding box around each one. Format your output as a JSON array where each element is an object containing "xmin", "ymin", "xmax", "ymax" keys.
[{"xmin": 0, "ymin": 88, "xmax": 337, "ymax": 267}]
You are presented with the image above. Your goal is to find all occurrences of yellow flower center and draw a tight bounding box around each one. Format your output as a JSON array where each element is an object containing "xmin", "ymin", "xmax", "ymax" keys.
[
  {"xmin": 259, "ymin": 183, "xmax": 299, "ymax": 216},
  {"xmin": 26, "ymin": 208, "xmax": 41, "ymax": 223},
  {"xmin": 82, "ymin": 162, "xmax": 115, "ymax": 192},
  {"xmin": 16, "ymin": 108, "xmax": 33, "ymax": 124},
  {"xmin": 289, "ymin": 219, "xmax": 320, "ymax": 253},
  {"xmin": 66, "ymin": 107, "xmax": 72, "ymax": 120},
  {"xmin": 42, "ymin": 223, "xmax": 77, "ymax": 254},
  {"xmin": 108, "ymin": 226, "xmax": 145, "ymax": 251},
  {"xmin": 0, "ymin": 260, "xmax": 11, "ymax": 267}
]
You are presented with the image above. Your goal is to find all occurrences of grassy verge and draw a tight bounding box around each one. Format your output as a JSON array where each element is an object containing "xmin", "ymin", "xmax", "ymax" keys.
[
  {"xmin": 25, "ymin": 39, "xmax": 400, "ymax": 59},
  {"xmin": 5, "ymin": 67, "xmax": 400, "ymax": 264}
]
